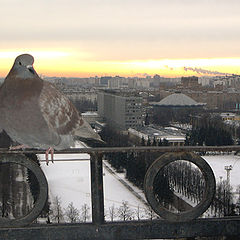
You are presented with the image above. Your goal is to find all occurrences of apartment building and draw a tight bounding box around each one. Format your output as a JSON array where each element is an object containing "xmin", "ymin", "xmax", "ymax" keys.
[{"xmin": 97, "ymin": 91, "xmax": 143, "ymax": 130}]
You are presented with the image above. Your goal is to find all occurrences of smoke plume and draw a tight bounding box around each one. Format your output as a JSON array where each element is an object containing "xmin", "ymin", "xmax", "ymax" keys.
[{"xmin": 183, "ymin": 67, "xmax": 229, "ymax": 76}]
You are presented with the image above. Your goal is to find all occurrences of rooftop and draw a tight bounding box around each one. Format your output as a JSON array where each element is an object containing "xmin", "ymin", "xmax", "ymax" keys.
[
  {"xmin": 100, "ymin": 90, "xmax": 142, "ymax": 98},
  {"xmin": 150, "ymin": 93, "xmax": 205, "ymax": 107},
  {"xmin": 129, "ymin": 125, "xmax": 186, "ymax": 142}
]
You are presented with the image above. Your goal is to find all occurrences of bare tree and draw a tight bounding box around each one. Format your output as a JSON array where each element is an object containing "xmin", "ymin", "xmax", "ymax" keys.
[
  {"xmin": 50, "ymin": 196, "xmax": 64, "ymax": 223},
  {"xmin": 0, "ymin": 164, "xmax": 12, "ymax": 218},
  {"xmin": 80, "ymin": 203, "xmax": 90, "ymax": 222},
  {"xmin": 108, "ymin": 204, "xmax": 117, "ymax": 222},
  {"xmin": 215, "ymin": 180, "xmax": 234, "ymax": 217},
  {"xmin": 65, "ymin": 202, "xmax": 80, "ymax": 223},
  {"xmin": 235, "ymin": 185, "xmax": 240, "ymax": 215},
  {"xmin": 144, "ymin": 206, "xmax": 157, "ymax": 221},
  {"xmin": 118, "ymin": 201, "xmax": 134, "ymax": 221},
  {"xmin": 135, "ymin": 205, "xmax": 145, "ymax": 221}
]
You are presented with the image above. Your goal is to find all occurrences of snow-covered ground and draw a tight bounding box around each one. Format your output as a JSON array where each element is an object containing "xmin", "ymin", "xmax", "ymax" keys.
[
  {"xmin": 39, "ymin": 143, "xmax": 240, "ymax": 221},
  {"xmin": 39, "ymin": 142, "xmax": 148, "ymax": 221}
]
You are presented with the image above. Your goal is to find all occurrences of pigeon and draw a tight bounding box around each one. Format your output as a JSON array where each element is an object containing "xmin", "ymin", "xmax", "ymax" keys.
[{"xmin": 0, "ymin": 54, "xmax": 103, "ymax": 164}]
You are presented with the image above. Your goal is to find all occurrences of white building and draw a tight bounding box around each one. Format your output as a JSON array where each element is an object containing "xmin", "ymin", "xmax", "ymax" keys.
[{"xmin": 128, "ymin": 126, "xmax": 186, "ymax": 146}]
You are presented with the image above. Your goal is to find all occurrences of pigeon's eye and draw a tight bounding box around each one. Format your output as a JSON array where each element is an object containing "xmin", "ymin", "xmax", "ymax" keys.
[{"xmin": 19, "ymin": 62, "xmax": 22, "ymax": 65}]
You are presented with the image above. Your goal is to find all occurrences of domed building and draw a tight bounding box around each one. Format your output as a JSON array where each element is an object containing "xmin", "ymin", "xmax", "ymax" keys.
[
  {"xmin": 150, "ymin": 93, "xmax": 206, "ymax": 125},
  {"xmin": 151, "ymin": 93, "xmax": 205, "ymax": 108}
]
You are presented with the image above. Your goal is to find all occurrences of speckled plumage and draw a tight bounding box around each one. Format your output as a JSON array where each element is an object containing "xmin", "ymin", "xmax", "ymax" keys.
[{"xmin": 0, "ymin": 54, "xmax": 101, "ymax": 150}]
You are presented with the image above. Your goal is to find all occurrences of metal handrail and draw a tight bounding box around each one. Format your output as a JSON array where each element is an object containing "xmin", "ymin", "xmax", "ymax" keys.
[
  {"xmin": 0, "ymin": 144, "xmax": 240, "ymax": 155},
  {"xmin": 0, "ymin": 145, "xmax": 240, "ymax": 239}
]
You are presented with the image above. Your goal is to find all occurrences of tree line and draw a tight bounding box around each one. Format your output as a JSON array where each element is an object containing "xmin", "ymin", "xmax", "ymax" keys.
[
  {"xmin": 186, "ymin": 114, "xmax": 234, "ymax": 146},
  {"xmin": 153, "ymin": 160, "xmax": 205, "ymax": 211},
  {"xmin": 151, "ymin": 107, "xmax": 204, "ymax": 126},
  {"xmin": 49, "ymin": 196, "xmax": 155, "ymax": 223},
  {"xmin": 100, "ymin": 125, "xmax": 167, "ymax": 188}
]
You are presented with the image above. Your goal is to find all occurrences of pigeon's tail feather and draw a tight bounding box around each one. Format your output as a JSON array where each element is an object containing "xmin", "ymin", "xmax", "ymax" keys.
[
  {"xmin": 74, "ymin": 119, "xmax": 102, "ymax": 142},
  {"xmin": 74, "ymin": 137, "xmax": 106, "ymax": 147}
]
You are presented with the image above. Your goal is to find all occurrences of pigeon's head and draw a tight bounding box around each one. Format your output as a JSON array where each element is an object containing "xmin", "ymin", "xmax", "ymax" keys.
[
  {"xmin": 15, "ymin": 54, "xmax": 34, "ymax": 66},
  {"xmin": 12, "ymin": 54, "xmax": 36, "ymax": 77}
]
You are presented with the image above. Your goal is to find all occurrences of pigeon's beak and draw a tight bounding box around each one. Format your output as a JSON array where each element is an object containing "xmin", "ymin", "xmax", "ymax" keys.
[{"xmin": 27, "ymin": 65, "xmax": 35, "ymax": 74}]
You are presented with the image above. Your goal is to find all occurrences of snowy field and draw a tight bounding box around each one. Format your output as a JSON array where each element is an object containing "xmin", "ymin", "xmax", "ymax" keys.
[
  {"xmin": 39, "ymin": 143, "xmax": 240, "ymax": 221},
  {"xmin": 39, "ymin": 142, "xmax": 148, "ymax": 221}
]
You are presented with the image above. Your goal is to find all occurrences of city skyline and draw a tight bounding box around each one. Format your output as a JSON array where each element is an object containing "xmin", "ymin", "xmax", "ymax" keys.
[{"xmin": 0, "ymin": 0, "xmax": 240, "ymax": 78}]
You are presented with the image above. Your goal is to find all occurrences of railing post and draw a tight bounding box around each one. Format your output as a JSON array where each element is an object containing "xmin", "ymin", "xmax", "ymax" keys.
[{"xmin": 90, "ymin": 152, "xmax": 105, "ymax": 224}]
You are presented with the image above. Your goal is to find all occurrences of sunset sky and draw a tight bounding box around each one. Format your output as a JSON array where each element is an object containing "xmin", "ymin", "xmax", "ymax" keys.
[{"xmin": 1, "ymin": 0, "xmax": 240, "ymax": 78}]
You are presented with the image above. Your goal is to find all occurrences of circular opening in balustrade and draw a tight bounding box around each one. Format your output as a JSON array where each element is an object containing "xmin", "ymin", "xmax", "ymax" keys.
[
  {"xmin": 0, "ymin": 154, "xmax": 48, "ymax": 227},
  {"xmin": 144, "ymin": 152, "xmax": 216, "ymax": 222}
]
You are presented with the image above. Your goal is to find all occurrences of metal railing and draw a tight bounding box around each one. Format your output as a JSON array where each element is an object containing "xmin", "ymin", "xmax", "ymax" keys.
[{"xmin": 0, "ymin": 145, "xmax": 240, "ymax": 239}]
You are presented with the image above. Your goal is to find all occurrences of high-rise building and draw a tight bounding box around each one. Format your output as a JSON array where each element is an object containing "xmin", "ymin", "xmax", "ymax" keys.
[
  {"xmin": 181, "ymin": 76, "xmax": 199, "ymax": 88},
  {"xmin": 97, "ymin": 91, "xmax": 143, "ymax": 130}
]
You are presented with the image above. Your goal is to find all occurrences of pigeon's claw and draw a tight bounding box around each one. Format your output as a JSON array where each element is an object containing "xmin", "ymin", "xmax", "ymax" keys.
[
  {"xmin": 45, "ymin": 147, "xmax": 54, "ymax": 165},
  {"xmin": 9, "ymin": 144, "xmax": 29, "ymax": 150},
  {"xmin": 50, "ymin": 148, "xmax": 54, "ymax": 163}
]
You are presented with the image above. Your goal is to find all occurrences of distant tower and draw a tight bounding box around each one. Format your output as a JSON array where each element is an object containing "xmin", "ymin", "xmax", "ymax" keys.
[{"xmin": 224, "ymin": 165, "xmax": 233, "ymax": 185}]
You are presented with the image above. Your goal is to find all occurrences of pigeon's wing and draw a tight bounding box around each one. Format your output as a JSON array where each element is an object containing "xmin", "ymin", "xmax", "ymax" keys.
[
  {"xmin": 39, "ymin": 82, "xmax": 82, "ymax": 135},
  {"xmin": 0, "ymin": 76, "xmax": 57, "ymax": 147}
]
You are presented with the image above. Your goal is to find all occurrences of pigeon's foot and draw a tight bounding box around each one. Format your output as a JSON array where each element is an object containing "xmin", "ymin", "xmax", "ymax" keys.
[
  {"xmin": 45, "ymin": 147, "xmax": 54, "ymax": 165},
  {"xmin": 9, "ymin": 144, "xmax": 29, "ymax": 150}
]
